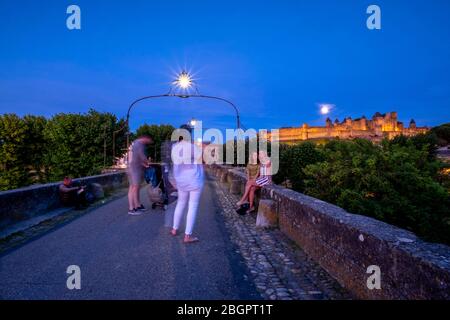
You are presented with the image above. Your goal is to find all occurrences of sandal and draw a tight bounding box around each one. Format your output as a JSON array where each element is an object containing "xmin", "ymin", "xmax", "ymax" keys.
[
  {"xmin": 246, "ymin": 207, "xmax": 256, "ymax": 214},
  {"xmin": 184, "ymin": 235, "xmax": 200, "ymax": 244}
]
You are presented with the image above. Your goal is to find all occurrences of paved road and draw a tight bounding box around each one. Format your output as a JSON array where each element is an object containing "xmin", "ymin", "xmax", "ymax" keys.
[{"xmin": 0, "ymin": 177, "xmax": 260, "ymax": 300}]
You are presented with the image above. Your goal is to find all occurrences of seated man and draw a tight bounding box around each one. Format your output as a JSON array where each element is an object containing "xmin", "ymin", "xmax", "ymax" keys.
[{"xmin": 59, "ymin": 176, "xmax": 88, "ymax": 209}]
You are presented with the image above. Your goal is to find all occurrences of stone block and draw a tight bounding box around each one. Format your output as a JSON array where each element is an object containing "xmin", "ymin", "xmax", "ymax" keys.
[
  {"xmin": 90, "ymin": 183, "xmax": 104, "ymax": 199},
  {"xmin": 220, "ymin": 171, "xmax": 228, "ymax": 183},
  {"xmin": 229, "ymin": 179, "xmax": 242, "ymax": 195},
  {"xmin": 256, "ymin": 199, "xmax": 278, "ymax": 228}
]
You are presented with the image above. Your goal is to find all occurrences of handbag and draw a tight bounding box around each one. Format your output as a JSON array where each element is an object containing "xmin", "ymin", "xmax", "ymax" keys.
[
  {"xmin": 147, "ymin": 181, "xmax": 163, "ymax": 203},
  {"xmin": 255, "ymin": 176, "xmax": 270, "ymax": 187},
  {"xmin": 236, "ymin": 203, "xmax": 250, "ymax": 216}
]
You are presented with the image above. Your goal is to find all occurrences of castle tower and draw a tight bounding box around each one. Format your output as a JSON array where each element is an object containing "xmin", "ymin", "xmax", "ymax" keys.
[
  {"xmin": 345, "ymin": 117, "xmax": 352, "ymax": 127},
  {"xmin": 326, "ymin": 117, "xmax": 332, "ymax": 128},
  {"xmin": 301, "ymin": 123, "xmax": 309, "ymax": 140},
  {"xmin": 409, "ymin": 119, "xmax": 417, "ymax": 129},
  {"xmin": 360, "ymin": 116, "xmax": 368, "ymax": 130},
  {"xmin": 391, "ymin": 112, "xmax": 398, "ymax": 120}
]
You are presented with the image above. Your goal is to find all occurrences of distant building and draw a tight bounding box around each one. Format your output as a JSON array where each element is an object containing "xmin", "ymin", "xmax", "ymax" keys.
[{"xmin": 265, "ymin": 112, "xmax": 429, "ymax": 143}]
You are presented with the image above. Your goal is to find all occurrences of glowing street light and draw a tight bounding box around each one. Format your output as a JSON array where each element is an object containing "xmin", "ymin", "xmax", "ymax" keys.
[
  {"xmin": 113, "ymin": 70, "xmax": 242, "ymax": 162},
  {"xmin": 174, "ymin": 71, "xmax": 193, "ymax": 90}
]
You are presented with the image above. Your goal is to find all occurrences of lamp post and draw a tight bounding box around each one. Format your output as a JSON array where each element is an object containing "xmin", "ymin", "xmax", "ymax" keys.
[{"xmin": 112, "ymin": 71, "xmax": 242, "ymax": 161}]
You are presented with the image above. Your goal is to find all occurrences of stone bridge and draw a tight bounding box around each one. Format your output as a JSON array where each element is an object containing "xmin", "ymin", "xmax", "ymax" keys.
[{"xmin": 0, "ymin": 166, "xmax": 449, "ymax": 300}]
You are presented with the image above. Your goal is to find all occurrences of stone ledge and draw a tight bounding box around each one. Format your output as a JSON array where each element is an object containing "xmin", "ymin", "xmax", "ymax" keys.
[
  {"xmin": 256, "ymin": 199, "xmax": 278, "ymax": 228},
  {"xmin": 206, "ymin": 164, "xmax": 450, "ymax": 299},
  {"xmin": 0, "ymin": 171, "xmax": 128, "ymax": 230}
]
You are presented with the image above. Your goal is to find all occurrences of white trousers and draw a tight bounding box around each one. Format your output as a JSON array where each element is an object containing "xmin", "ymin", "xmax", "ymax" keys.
[{"xmin": 173, "ymin": 188, "xmax": 202, "ymax": 235}]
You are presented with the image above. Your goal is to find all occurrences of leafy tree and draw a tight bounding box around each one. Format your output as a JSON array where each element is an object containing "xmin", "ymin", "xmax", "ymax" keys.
[
  {"xmin": 44, "ymin": 109, "xmax": 126, "ymax": 181},
  {"xmin": 431, "ymin": 123, "xmax": 450, "ymax": 145},
  {"xmin": 135, "ymin": 124, "xmax": 175, "ymax": 162},
  {"xmin": 303, "ymin": 139, "xmax": 450, "ymax": 244},
  {"xmin": 23, "ymin": 115, "xmax": 48, "ymax": 183},
  {"xmin": 0, "ymin": 114, "xmax": 29, "ymax": 190},
  {"xmin": 273, "ymin": 142, "xmax": 323, "ymax": 191}
]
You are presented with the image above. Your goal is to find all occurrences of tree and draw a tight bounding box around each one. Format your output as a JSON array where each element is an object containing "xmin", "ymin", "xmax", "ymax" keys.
[
  {"xmin": 44, "ymin": 109, "xmax": 126, "ymax": 181},
  {"xmin": 273, "ymin": 142, "xmax": 323, "ymax": 191},
  {"xmin": 23, "ymin": 115, "xmax": 48, "ymax": 183},
  {"xmin": 303, "ymin": 139, "xmax": 450, "ymax": 244},
  {"xmin": 135, "ymin": 124, "xmax": 175, "ymax": 162},
  {"xmin": 431, "ymin": 123, "xmax": 450, "ymax": 146},
  {"xmin": 0, "ymin": 114, "xmax": 29, "ymax": 190}
]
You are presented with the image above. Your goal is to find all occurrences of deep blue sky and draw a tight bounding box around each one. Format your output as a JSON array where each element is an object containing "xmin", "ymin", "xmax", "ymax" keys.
[{"xmin": 0, "ymin": 0, "xmax": 449, "ymax": 131}]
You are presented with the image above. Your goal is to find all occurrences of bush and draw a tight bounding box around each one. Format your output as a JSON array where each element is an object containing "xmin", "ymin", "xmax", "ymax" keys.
[
  {"xmin": 273, "ymin": 142, "xmax": 323, "ymax": 191},
  {"xmin": 302, "ymin": 138, "xmax": 450, "ymax": 244},
  {"xmin": 135, "ymin": 124, "xmax": 175, "ymax": 162},
  {"xmin": 44, "ymin": 109, "xmax": 127, "ymax": 181},
  {"xmin": 0, "ymin": 114, "xmax": 48, "ymax": 190},
  {"xmin": 0, "ymin": 110, "xmax": 127, "ymax": 190},
  {"xmin": 431, "ymin": 123, "xmax": 450, "ymax": 145}
]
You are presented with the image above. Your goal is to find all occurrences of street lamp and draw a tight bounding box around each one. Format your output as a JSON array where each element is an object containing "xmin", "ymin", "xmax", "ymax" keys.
[
  {"xmin": 111, "ymin": 71, "xmax": 242, "ymax": 161},
  {"xmin": 174, "ymin": 71, "xmax": 193, "ymax": 90}
]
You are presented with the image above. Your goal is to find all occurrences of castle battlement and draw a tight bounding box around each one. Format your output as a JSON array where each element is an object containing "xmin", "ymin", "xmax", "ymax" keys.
[{"xmin": 266, "ymin": 112, "xmax": 428, "ymax": 143}]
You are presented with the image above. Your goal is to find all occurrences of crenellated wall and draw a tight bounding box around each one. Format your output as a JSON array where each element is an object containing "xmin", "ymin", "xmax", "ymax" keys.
[
  {"xmin": 265, "ymin": 112, "xmax": 429, "ymax": 143},
  {"xmin": 207, "ymin": 164, "xmax": 450, "ymax": 300}
]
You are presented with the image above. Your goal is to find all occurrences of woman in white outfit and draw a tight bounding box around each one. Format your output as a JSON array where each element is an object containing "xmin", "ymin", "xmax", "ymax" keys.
[{"xmin": 170, "ymin": 137, "xmax": 204, "ymax": 243}]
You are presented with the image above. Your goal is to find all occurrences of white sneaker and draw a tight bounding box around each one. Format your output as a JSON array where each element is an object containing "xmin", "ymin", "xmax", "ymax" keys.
[{"xmin": 128, "ymin": 209, "xmax": 142, "ymax": 216}]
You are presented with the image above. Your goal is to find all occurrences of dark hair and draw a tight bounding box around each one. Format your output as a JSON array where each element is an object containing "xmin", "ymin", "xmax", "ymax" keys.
[{"xmin": 178, "ymin": 136, "xmax": 184, "ymax": 142}]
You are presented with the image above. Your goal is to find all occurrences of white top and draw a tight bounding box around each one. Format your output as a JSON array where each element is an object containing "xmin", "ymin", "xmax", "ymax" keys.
[{"xmin": 171, "ymin": 141, "xmax": 204, "ymax": 191}]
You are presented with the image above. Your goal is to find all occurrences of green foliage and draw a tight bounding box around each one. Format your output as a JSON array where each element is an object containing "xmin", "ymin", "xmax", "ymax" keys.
[
  {"xmin": 0, "ymin": 114, "xmax": 30, "ymax": 190},
  {"xmin": 273, "ymin": 142, "xmax": 324, "ymax": 191},
  {"xmin": 135, "ymin": 124, "xmax": 175, "ymax": 162},
  {"xmin": 0, "ymin": 114, "xmax": 49, "ymax": 190},
  {"xmin": 431, "ymin": 123, "xmax": 450, "ymax": 145},
  {"xmin": 0, "ymin": 110, "xmax": 127, "ymax": 190},
  {"xmin": 23, "ymin": 115, "xmax": 48, "ymax": 183},
  {"xmin": 390, "ymin": 132, "xmax": 439, "ymax": 160},
  {"xmin": 44, "ymin": 109, "xmax": 126, "ymax": 181},
  {"xmin": 302, "ymin": 138, "xmax": 450, "ymax": 244}
]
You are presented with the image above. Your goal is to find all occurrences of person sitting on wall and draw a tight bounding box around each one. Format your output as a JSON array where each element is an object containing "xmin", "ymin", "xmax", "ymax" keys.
[{"xmin": 59, "ymin": 176, "xmax": 88, "ymax": 210}]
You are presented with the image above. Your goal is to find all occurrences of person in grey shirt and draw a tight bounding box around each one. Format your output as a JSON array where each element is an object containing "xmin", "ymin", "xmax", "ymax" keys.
[{"xmin": 127, "ymin": 135, "xmax": 153, "ymax": 215}]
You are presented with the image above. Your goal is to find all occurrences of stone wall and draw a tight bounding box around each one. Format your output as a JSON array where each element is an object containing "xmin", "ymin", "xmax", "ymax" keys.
[
  {"xmin": 0, "ymin": 171, "xmax": 128, "ymax": 230},
  {"xmin": 207, "ymin": 164, "xmax": 450, "ymax": 300}
]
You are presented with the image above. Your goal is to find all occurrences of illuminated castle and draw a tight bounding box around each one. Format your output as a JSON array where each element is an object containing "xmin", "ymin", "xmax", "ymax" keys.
[{"xmin": 265, "ymin": 112, "xmax": 429, "ymax": 143}]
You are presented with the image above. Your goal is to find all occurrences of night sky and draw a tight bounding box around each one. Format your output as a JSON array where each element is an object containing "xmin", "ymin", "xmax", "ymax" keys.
[{"xmin": 0, "ymin": 0, "xmax": 449, "ymax": 131}]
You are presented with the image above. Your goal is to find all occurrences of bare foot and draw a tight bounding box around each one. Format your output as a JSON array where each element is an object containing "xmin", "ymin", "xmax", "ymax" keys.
[
  {"xmin": 183, "ymin": 235, "xmax": 199, "ymax": 244},
  {"xmin": 170, "ymin": 228, "xmax": 177, "ymax": 236}
]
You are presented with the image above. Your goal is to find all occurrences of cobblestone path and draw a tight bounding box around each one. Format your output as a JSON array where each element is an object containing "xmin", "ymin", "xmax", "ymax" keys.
[{"xmin": 210, "ymin": 176, "xmax": 352, "ymax": 300}]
